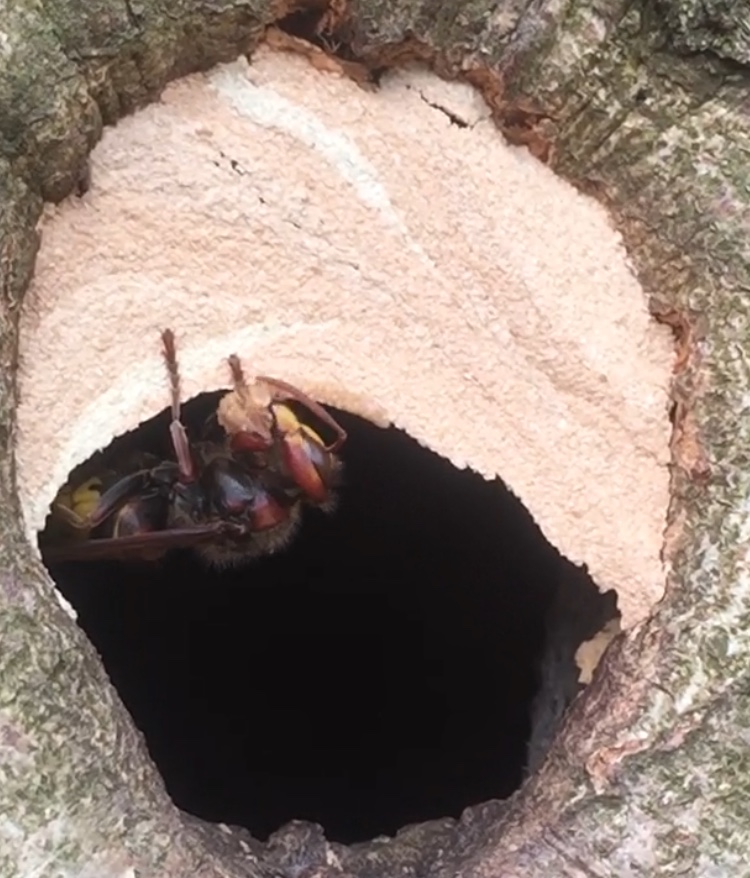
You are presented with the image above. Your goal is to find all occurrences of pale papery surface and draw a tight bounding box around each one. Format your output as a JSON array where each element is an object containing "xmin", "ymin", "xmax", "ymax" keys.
[{"xmin": 17, "ymin": 47, "xmax": 673, "ymax": 627}]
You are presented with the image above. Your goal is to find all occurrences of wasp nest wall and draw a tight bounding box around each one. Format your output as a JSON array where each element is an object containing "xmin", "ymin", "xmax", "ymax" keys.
[{"xmin": 16, "ymin": 45, "xmax": 672, "ymax": 627}]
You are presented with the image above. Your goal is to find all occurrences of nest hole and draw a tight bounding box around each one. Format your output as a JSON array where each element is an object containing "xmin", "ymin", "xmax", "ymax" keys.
[{"xmin": 43, "ymin": 391, "xmax": 617, "ymax": 845}]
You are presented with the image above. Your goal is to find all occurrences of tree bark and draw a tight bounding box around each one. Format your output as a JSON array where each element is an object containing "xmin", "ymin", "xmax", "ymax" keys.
[{"xmin": 2, "ymin": 0, "xmax": 749, "ymax": 876}]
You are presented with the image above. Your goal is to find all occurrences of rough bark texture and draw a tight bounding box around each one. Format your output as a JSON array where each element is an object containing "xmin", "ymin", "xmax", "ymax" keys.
[{"xmin": 1, "ymin": 0, "xmax": 749, "ymax": 876}]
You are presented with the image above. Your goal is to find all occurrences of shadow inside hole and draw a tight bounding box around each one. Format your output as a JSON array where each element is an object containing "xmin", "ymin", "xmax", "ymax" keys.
[{"xmin": 45, "ymin": 395, "xmax": 613, "ymax": 844}]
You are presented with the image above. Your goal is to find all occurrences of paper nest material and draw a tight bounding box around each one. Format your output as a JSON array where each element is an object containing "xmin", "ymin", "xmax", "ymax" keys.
[{"xmin": 16, "ymin": 47, "xmax": 674, "ymax": 627}]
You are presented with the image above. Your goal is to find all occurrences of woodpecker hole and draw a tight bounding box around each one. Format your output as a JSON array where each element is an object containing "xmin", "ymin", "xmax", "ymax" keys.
[{"xmin": 43, "ymin": 391, "xmax": 617, "ymax": 845}]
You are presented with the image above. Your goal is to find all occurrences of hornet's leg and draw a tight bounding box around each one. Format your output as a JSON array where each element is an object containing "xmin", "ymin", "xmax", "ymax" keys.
[
  {"xmin": 256, "ymin": 374, "xmax": 347, "ymax": 452},
  {"xmin": 228, "ymin": 353, "xmax": 345, "ymax": 450}
]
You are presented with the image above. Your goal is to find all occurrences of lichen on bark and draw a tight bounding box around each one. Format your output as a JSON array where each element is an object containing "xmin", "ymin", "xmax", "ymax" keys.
[
  {"xmin": 2, "ymin": 0, "xmax": 750, "ymax": 875},
  {"xmin": 653, "ymin": 0, "xmax": 750, "ymax": 64}
]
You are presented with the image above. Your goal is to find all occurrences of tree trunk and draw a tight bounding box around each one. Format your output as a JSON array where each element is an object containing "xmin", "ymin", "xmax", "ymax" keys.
[{"xmin": 2, "ymin": 1, "xmax": 749, "ymax": 875}]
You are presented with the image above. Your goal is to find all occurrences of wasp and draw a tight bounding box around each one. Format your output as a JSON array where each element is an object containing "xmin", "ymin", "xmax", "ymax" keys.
[{"xmin": 40, "ymin": 329, "xmax": 346, "ymax": 567}]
